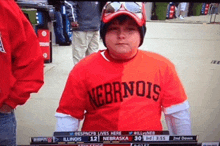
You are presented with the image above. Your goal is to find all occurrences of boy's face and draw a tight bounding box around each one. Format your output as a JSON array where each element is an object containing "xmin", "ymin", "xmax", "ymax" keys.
[{"xmin": 105, "ymin": 17, "xmax": 141, "ymax": 60}]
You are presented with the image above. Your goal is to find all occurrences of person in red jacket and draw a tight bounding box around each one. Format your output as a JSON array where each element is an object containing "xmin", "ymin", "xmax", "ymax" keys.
[
  {"xmin": 55, "ymin": 2, "xmax": 192, "ymax": 134},
  {"xmin": 0, "ymin": 0, "xmax": 44, "ymax": 145}
]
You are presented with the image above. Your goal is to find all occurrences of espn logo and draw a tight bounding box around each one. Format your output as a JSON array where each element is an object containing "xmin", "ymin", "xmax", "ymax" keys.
[{"xmin": 30, "ymin": 137, "xmax": 53, "ymax": 143}]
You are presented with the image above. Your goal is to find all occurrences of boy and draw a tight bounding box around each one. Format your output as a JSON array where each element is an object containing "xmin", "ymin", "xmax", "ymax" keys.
[{"xmin": 55, "ymin": 2, "xmax": 192, "ymax": 135}]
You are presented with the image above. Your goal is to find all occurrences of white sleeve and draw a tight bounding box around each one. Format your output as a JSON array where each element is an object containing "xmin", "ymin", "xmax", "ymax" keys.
[
  {"xmin": 55, "ymin": 112, "xmax": 80, "ymax": 131},
  {"xmin": 164, "ymin": 108, "xmax": 192, "ymax": 135}
]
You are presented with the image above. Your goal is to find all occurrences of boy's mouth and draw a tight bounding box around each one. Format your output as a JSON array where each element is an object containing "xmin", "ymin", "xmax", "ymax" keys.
[{"xmin": 116, "ymin": 43, "xmax": 127, "ymax": 45}]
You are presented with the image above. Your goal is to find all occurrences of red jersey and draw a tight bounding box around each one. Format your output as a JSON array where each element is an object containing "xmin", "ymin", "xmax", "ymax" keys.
[
  {"xmin": 57, "ymin": 49, "xmax": 187, "ymax": 131},
  {"xmin": 0, "ymin": 0, "xmax": 44, "ymax": 109}
]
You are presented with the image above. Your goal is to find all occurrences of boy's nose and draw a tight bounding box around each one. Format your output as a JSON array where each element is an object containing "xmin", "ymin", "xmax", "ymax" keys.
[{"xmin": 118, "ymin": 29, "xmax": 126, "ymax": 39}]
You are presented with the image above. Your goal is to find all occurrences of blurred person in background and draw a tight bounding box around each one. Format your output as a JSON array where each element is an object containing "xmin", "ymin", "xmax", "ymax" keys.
[
  {"xmin": 0, "ymin": 0, "xmax": 44, "ymax": 145},
  {"xmin": 179, "ymin": 2, "xmax": 188, "ymax": 19},
  {"xmin": 64, "ymin": 1, "xmax": 102, "ymax": 65},
  {"xmin": 210, "ymin": 3, "xmax": 219, "ymax": 15},
  {"xmin": 209, "ymin": 3, "xmax": 219, "ymax": 22}
]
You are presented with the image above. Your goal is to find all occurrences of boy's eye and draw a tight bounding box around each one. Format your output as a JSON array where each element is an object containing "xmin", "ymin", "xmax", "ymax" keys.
[
  {"xmin": 128, "ymin": 28, "xmax": 135, "ymax": 31},
  {"xmin": 127, "ymin": 27, "xmax": 137, "ymax": 31},
  {"xmin": 108, "ymin": 27, "xmax": 118, "ymax": 31}
]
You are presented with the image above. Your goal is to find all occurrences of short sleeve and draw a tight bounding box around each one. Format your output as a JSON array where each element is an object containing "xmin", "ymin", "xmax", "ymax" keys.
[
  {"xmin": 56, "ymin": 66, "xmax": 87, "ymax": 120},
  {"xmin": 161, "ymin": 62, "xmax": 189, "ymax": 114}
]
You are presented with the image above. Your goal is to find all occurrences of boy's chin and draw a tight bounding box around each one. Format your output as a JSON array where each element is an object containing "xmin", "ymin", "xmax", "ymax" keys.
[{"xmin": 114, "ymin": 53, "xmax": 136, "ymax": 60}]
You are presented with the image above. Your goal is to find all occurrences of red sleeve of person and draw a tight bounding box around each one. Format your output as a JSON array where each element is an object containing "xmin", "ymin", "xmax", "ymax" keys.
[{"xmin": 0, "ymin": 0, "xmax": 44, "ymax": 112}]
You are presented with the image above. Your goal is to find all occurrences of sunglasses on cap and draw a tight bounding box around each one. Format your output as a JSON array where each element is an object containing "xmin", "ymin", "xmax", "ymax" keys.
[{"xmin": 102, "ymin": 2, "xmax": 146, "ymax": 27}]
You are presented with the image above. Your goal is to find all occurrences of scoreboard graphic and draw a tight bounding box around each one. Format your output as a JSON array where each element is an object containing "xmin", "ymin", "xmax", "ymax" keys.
[{"xmin": 29, "ymin": 131, "xmax": 206, "ymax": 145}]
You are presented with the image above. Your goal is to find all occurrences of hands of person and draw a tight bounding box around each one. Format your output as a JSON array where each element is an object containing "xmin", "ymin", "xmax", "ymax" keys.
[
  {"xmin": 71, "ymin": 21, "xmax": 79, "ymax": 27},
  {"xmin": 0, "ymin": 104, "xmax": 13, "ymax": 114}
]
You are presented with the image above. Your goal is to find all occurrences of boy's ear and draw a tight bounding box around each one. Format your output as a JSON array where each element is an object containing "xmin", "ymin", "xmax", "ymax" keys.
[{"xmin": 139, "ymin": 25, "xmax": 146, "ymax": 47}]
